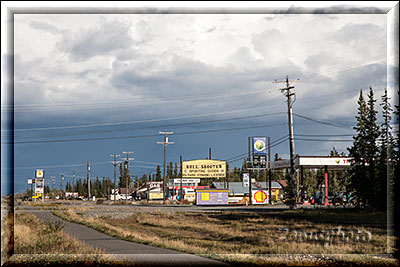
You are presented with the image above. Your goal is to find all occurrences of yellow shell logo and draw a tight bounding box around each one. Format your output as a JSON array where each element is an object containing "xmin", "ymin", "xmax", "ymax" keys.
[
  {"xmin": 335, "ymin": 160, "xmax": 340, "ymax": 164},
  {"xmin": 254, "ymin": 190, "xmax": 267, "ymax": 203}
]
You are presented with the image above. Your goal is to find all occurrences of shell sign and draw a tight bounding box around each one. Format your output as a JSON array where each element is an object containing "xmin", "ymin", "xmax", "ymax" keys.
[
  {"xmin": 252, "ymin": 190, "xmax": 268, "ymax": 204},
  {"xmin": 35, "ymin": 169, "xmax": 44, "ymax": 179}
]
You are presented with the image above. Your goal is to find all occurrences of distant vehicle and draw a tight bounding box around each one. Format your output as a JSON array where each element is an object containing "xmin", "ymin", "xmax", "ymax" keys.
[
  {"xmin": 119, "ymin": 194, "xmax": 132, "ymax": 200},
  {"xmin": 332, "ymin": 191, "xmax": 348, "ymax": 205},
  {"xmin": 22, "ymin": 196, "xmax": 32, "ymax": 201}
]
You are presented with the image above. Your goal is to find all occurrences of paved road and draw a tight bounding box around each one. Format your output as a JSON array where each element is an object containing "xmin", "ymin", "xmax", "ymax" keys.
[{"xmin": 26, "ymin": 209, "xmax": 230, "ymax": 266}]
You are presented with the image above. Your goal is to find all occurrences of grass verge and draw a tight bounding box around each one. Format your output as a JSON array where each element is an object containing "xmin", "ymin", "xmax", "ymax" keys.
[
  {"xmin": 3, "ymin": 212, "xmax": 125, "ymax": 266},
  {"xmin": 53, "ymin": 209, "xmax": 398, "ymax": 266}
]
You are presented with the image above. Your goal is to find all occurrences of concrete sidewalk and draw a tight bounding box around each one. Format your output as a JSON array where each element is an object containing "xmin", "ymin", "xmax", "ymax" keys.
[{"xmin": 30, "ymin": 210, "xmax": 230, "ymax": 266}]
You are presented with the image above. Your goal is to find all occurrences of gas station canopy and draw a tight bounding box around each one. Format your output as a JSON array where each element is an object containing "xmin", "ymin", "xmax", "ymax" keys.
[{"xmin": 271, "ymin": 156, "xmax": 354, "ymax": 169}]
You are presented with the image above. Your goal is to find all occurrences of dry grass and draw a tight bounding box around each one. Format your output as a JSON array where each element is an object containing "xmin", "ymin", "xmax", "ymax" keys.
[
  {"xmin": 3, "ymin": 213, "xmax": 125, "ymax": 266},
  {"xmin": 54, "ymin": 209, "xmax": 397, "ymax": 266}
]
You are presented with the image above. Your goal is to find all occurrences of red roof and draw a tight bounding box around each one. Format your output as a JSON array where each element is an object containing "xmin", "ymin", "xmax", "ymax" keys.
[
  {"xmin": 277, "ymin": 180, "xmax": 288, "ymax": 187},
  {"xmin": 119, "ymin": 187, "xmax": 136, "ymax": 194}
]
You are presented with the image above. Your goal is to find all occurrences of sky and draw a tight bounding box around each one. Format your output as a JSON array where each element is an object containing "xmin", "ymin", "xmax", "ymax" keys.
[{"xmin": 1, "ymin": 2, "xmax": 399, "ymax": 195}]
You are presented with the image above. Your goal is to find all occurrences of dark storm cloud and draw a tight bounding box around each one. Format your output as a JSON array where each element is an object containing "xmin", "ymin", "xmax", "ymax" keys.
[{"xmin": 57, "ymin": 20, "xmax": 134, "ymax": 62}]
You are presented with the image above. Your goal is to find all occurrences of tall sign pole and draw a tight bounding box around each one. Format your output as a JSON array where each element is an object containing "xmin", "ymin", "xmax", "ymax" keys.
[
  {"xmin": 35, "ymin": 169, "xmax": 45, "ymax": 203},
  {"xmin": 275, "ymin": 76, "xmax": 299, "ymax": 208},
  {"xmin": 157, "ymin": 131, "xmax": 174, "ymax": 202}
]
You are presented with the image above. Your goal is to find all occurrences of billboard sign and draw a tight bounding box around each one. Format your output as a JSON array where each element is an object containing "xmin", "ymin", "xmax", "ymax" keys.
[
  {"xmin": 182, "ymin": 160, "xmax": 226, "ymax": 178},
  {"xmin": 149, "ymin": 192, "xmax": 164, "ymax": 200},
  {"xmin": 242, "ymin": 173, "xmax": 250, "ymax": 187},
  {"xmin": 196, "ymin": 189, "xmax": 229, "ymax": 205},
  {"xmin": 252, "ymin": 189, "xmax": 268, "ymax": 204},
  {"xmin": 252, "ymin": 137, "xmax": 267, "ymax": 155}
]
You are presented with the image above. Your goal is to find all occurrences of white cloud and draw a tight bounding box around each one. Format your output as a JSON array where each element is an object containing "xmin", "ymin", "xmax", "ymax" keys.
[{"xmin": 12, "ymin": 13, "xmax": 388, "ymax": 126}]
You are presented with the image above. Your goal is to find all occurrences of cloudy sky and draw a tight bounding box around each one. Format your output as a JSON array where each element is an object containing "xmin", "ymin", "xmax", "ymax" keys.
[{"xmin": 2, "ymin": 3, "xmax": 398, "ymax": 194}]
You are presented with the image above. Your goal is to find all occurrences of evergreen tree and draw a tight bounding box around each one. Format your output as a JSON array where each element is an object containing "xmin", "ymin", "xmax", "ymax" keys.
[
  {"xmin": 375, "ymin": 88, "xmax": 393, "ymax": 210},
  {"xmin": 365, "ymin": 87, "xmax": 380, "ymax": 208},
  {"xmin": 167, "ymin": 162, "xmax": 173, "ymax": 178},
  {"xmin": 173, "ymin": 163, "xmax": 178, "ymax": 177},
  {"xmin": 348, "ymin": 90, "xmax": 369, "ymax": 207},
  {"xmin": 119, "ymin": 162, "xmax": 131, "ymax": 188},
  {"xmin": 77, "ymin": 178, "xmax": 84, "ymax": 196},
  {"xmin": 156, "ymin": 165, "xmax": 162, "ymax": 181}
]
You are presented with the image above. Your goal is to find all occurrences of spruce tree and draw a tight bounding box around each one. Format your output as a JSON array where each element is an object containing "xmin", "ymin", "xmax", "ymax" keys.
[
  {"xmin": 376, "ymin": 88, "xmax": 393, "ymax": 210},
  {"xmin": 156, "ymin": 165, "xmax": 162, "ymax": 181},
  {"xmin": 365, "ymin": 87, "xmax": 380, "ymax": 208},
  {"xmin": 348, "ymin": 90, "xmax": 368, "ymax": 207},
  {"xmin": 173, "ymin": 163, "xmax": 178, "ymax": 177}
]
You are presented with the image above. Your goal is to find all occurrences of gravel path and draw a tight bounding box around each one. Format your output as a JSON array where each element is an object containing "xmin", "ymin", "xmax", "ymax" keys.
[{"xmin": 27, "ymin": 210, "xmax": 230, "ymax": 266}]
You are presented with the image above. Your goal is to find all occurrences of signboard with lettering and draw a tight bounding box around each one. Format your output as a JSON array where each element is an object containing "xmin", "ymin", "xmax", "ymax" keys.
[
  {"xmin": 182, "ymin": 160, "xmax": 226, "ymax": 178},
  {"xmin": 196, "ymin": 189, "xmax": 229, "ymax": 205},
  {"xmin": 253, "ymin": 155, "xmax": 267, "ymax": 168},
  {"xmin": 242, "ymin": 173, "xmax": 250, "ymax": 188},
  {"xmin": 149, "ymin": 192, "xmax": 164, "ymax": 200}
]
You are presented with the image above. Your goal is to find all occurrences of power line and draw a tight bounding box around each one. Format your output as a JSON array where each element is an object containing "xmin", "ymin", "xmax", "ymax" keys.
[
  {"xmin": 295, "ymin": 138, "xmax": 353, "ymax": 142},
  {"xmin": 295, "ymin": 133, "xmax": 354, "ymax": 137},
  {"xmin": 2, "ymin": 86, "xmax": 281, "ymax": 112},
  {"xmin": 6, "ymin": 112, "xmax": 287, "ymax": 142},
  {"xmin": 7, "ymin": 121, "xmax": 288, "ymax": 145},
  {"xmin": 7, "ymin": 106, "xmax": 284, "ymax": 132},
  {"xmin": 293, "ymin": 113, "xmax": 352, "ymax": 130}
]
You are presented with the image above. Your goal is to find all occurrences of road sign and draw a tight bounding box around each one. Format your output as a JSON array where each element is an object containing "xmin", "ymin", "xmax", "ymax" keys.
[
  {"xmin": 28, "ymin": 179, "xmax": 32, "ymax": 184},
  {"xmin": 242, "ymin": 173, "xmax": 250, "ymax": 187}
]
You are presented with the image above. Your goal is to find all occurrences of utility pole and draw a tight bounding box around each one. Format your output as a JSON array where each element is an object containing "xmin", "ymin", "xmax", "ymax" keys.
[
  {"xmin": 60, "ymin": 173, "xmax": 64, "ymax": 198},
  {"xmin": 72, "ymin": 168, "xmax": 76, "ymax": 192},
  {"xmin": 86, "ymin": 162, "xmax": 91, "ymax": 199},
  {"xmin": 275, "ymin": 75, "xmax": 299, "ymax": 208},
  {"xmin": 226, "ymin": 162, "xmax": 229, "ymax": 189},
  {"xmin": 157, "ymin": 131, "xmax": 174, "ymax": 202},
  {"xmin": 110, "ymin": 154, "xmax": 121, "ymax": 203},
  {"xmin": 122, "ymin": 151, "xmax": 134, "ymax": 204},
  {"xmin": 268, "ymin": 137, "xmax": 272, "ymax": 204},
  {"xmin": 180, "ymin": 155, "xmax": 183, "ymax": 202},
  {"xmin": 248, "ymin": 137, "xmax": 252, "ymax": 205},
  {"xmin": 209, "ymin": 147, "xmax": 212, "ymax": 160},
  {"xmin": 51, "ymin": 176, "xmax": 56, "ymax": 197}
]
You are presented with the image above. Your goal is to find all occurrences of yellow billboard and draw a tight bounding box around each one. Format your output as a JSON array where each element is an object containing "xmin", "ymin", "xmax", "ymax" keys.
[
  {"xmin": 182, "ymin": 160, "xmax": 226, "ymax": 178},
  {"xmin": 149, "ymin": 192, "xmax": 164, "ymax": 200}
]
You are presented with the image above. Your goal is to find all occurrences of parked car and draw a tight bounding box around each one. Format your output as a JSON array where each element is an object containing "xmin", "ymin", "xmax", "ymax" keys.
[
  {"xmin": 22, "ymin": 196, "xmax": 32, "ymax": 201},
  {"xmin": 332, "ymin": 191, "xmax": 348, "ymax": 205},
  {"xmin": 119, "ymin": 194, "xmax": 132, "ymax": 200}
]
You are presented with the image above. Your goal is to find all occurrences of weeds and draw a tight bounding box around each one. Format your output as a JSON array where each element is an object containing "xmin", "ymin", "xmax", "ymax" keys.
[{"xmin": 53, "ymin": 209, "xmax": 396, "ymax": 266}]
